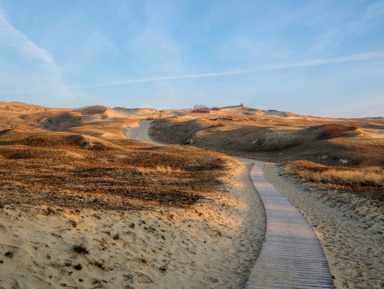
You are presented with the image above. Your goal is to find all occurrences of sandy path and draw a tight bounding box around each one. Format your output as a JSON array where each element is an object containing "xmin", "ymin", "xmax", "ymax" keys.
[
  {"xmin": 264, "ymin": 164, "xmax": 384, "ymax": 289},
  {"xmin": 124, "ymin": 120, "xmax": 164, "ymax": 145}
]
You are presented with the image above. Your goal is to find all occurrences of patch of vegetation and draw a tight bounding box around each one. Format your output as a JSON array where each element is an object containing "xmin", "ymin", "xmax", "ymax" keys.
[
  {"xmin": 90, "ymin": 260, "xmax": 105, "ymax": 270},
  {"xmin": 73, "ymin": 244, "xmax": 89, "ymax": 255},
  {"xmin": 319, "ymin": 124, "xmax": 357, "ymax": 138},
  {"xmin": 192, "ymin": 104, "xmax": 210, "ymax": 113},
  {"xmin": 286, "ymin": 160, "xmax": 384, "ymax": 202},
  {"xmin": 0, "ymin": 128, "xmax": 233, "ymax": 210}
]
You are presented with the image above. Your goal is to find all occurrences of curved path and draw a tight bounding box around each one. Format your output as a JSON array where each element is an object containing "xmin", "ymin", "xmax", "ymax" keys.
[
  {"xmin": 245, "ymin": 164, "xmax": 333, "ymax": 288},
  {"xmin": 128, "ymin": 121, "xmax": 334, "ymax": 289}
]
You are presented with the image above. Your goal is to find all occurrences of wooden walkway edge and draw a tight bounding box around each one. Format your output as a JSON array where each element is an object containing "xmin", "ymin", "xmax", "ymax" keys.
[{"xmin": 244, "ymin": 163, "xmax": 334, "ymax": 289}]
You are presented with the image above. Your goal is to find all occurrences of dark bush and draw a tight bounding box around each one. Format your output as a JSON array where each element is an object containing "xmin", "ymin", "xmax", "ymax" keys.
[{"xmin": 192, "ymin": 104, "xmax": 210, "ymax": 113}]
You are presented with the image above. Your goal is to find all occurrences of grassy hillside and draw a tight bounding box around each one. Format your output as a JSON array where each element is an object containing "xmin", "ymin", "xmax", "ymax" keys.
[
  {"xmin": 0, "ymin": 102, "xmax": 240, "ymax": 210},
  {"xmin": 149, "ymin": 105, "xmax": 384, "ymax": 205}
]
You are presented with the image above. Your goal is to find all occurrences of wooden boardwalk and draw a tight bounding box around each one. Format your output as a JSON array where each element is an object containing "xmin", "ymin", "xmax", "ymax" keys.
[{"xmin": 245, "ymin": 163, "xmax": 334, "ymax": 289}]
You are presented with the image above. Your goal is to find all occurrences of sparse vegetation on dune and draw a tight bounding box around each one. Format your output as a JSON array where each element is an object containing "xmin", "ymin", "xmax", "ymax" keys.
[
  {"xmin": 0, "ymin": 101, "xmax": 383, "ymax": 288},
  {"xmin": 0, "ymin": 127, "xmax": 237, "ymax": 210},
  {"xmin": 286, "ymin": 160, "xmax": 384, "ymax": 203},
  {"xmin": 149, "ymin": 106, "xmax": 384, "ymax": 204},
  {"xmin": 1, "ymin": 101, "xmax": 383, "ymax": 207},
  {"xmin": 0, "ymin": 101, "xmax": 243, "ymax": 210}
]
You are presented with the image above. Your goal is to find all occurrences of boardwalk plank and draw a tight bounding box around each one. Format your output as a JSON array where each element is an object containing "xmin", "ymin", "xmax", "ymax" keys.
[{"xmin": 244, "ymin": 163, "xmax": 334, "ymax": 289}]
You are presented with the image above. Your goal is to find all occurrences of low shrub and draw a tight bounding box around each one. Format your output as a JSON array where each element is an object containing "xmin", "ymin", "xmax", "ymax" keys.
[
  {"xmin": 192, "ymin": 104, "xmax": 210, "ymax": 113},
  {"xmin": 319, "ymin": 124, "xmax": 357, "ymax": 138},
  {"xmin": 73, "ymin": 244, "xmax": 89, "ymax": 255}
]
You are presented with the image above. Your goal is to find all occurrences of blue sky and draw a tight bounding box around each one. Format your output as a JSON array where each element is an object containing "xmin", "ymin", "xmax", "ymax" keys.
[{"xmin": 0, "ymin": 0, "xmax": 383, "ymax": 117}]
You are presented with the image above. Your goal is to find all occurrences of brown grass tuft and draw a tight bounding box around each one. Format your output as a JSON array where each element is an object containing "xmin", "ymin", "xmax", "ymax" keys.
[{"xmin": 73, "ymin": 244, "xmax": 89, "ymax": 255}]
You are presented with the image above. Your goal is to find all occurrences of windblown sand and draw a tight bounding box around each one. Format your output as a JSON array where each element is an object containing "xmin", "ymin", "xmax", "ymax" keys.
[{"xmin": 0, "ymin": 164, "xmax": 265, "ymax": 289}]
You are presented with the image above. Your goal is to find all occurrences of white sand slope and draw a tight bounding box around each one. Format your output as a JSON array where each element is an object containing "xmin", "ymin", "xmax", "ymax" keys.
[
  {"xmin": 0, "ymin": 123, "xmax": 266, "ymax": 289},
  {"xmin": 0, "ymin": 163, "xmax": 265, "ymax": 289}
]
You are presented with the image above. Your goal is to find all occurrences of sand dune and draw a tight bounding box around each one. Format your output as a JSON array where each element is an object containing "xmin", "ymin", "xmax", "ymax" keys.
[
  {"xmin": 1, "ymin": 101, "xmax": 383, "ymax": 288},
  {"xmin": 0, "ymin": 164, "xmax": 264, "ymax": 289}
]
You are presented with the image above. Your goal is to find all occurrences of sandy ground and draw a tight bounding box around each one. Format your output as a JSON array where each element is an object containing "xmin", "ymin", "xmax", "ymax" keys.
[
  {"xmin": 264, "ymin": 164, "xmax": 384, "ymax": 289},
  {"xmin": 0, "ymin": 161, "xmax": 265, "ymax": 289}
]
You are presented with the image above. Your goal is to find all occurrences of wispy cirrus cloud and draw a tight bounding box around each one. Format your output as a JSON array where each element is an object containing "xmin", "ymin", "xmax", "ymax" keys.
[
  {"xmin": 0, "ymin": 12, "xmax": 72, "ymax": 103},
  {"xmin": 0, "ymin": 13, "xmax": 59, "ymax": 72},
  {"xmin": 68, "ymin": 51, "xmax": 384, "ymax": 89}
]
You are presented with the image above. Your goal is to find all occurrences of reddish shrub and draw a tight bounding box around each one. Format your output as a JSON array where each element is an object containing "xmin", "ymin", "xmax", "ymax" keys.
[
  {"xmin": 319, "ymin": 124, "xmax": 357, "ymax": 138},
  {"xmin": 192, "ymin": 104, "xmax": 210, "ymax": 113},
  {"xmin": 211, "ymin": 107, "xmax": 221, "ymax": 111}
]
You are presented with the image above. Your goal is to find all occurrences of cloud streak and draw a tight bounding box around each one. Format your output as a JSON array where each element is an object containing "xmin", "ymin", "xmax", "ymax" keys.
[
  {"xmin": 68, "ymin": 51, "xmax": 384, "ymax": 89},
  {"xmin": 0, "ymin": 12, "xmax": 73, "ymax": 102},
  {"xmin": 0, "ymin": 13, "xmax": 59, "ymax": 72}
]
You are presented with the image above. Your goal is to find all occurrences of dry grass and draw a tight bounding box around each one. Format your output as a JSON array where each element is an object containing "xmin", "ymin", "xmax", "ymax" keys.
[
  {"xmin": 286, "ymin": 160, "xmax": 384, "ymax": 202},
  {"xmin": 148, "ymin": 110, "xmax": 384, "ymax": 208},
  {"xmin": 0, "ymin": 128, "xmax": 236, "ymax": 210},
  {"xmin": 2, "ymin": 101, "xmax": 383, "ymax": 210}
]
